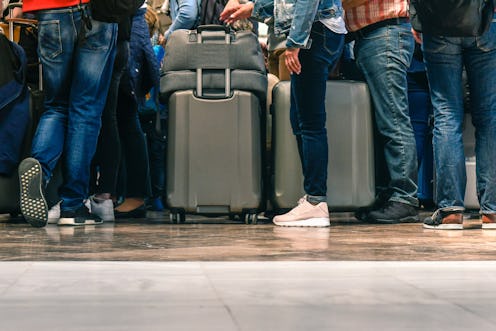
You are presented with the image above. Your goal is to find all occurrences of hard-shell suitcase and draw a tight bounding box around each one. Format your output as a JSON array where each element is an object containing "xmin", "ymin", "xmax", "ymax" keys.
[
  {"xmin": 463, "ymin": 113, "xmax": 479, "ymax": 210},
  {"xmin": 162, "ymin": 25, "xmax": 267, "ymax": 223},
  {"xmin": 271, "ymin": 80, "xmax": 375, "ymax": 211}
]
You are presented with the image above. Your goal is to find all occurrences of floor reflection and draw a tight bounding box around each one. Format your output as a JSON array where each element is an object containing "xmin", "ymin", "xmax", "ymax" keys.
[{"xmin": 1, "ymin": 211, "xmax": 495, "ymax": 261}]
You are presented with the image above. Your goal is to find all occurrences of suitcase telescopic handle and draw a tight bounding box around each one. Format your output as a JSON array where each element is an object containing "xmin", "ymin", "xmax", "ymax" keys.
[{"xmin": 195, "ymin": 26, "xmax": 231, "ymax": 99}]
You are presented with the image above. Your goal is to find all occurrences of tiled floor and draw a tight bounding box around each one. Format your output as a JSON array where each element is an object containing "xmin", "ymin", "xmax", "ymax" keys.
[{"xmin": 1, "ymin": 212, "xmax": 495, "ymax": 330}]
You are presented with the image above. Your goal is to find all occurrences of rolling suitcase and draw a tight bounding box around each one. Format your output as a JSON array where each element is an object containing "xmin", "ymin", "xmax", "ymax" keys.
[
  {"xmin": 160, "ymin": 25, "xmax": 267, "ymax": 223},
  {"xmin": 271, "ymin": 80, "xmax": 375, "ymax": 211},
  {"xmin": 463, "ymin": 113, "xmax": 479, "ymax": 210}
]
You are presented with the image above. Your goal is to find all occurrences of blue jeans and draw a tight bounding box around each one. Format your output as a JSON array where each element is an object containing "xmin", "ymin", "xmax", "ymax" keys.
[
  {"xmin": 290, "ymin": 22, "xmax": 344, "ymax": 200},
  {"xmin": 355, "ymin": 23, "xmax": 419, "ymax": 207},
  {"xmin": 31, "ymin": 5, "xmax": 117, "ymax": 211},
  {"xmin": 423, "ymin": 21, "xmax": 496, "ymax": 213}
]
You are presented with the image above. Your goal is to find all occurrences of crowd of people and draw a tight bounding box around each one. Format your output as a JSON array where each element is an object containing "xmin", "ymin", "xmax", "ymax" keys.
[{"xmin": 1, "ymin": 0, "xmax": 495, "ymax": 231}]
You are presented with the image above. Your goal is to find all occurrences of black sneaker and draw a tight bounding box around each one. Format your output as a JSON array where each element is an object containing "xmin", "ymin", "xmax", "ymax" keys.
[
  {"xmin": 367, "ymin": 201, "xmax": 420, "ymax": 224},
  {"xmin": 355, "ymin": 190, "xmax": 391, "ymax": 221},
  {"xmin": 18, "ymin": 158, "xmax": 48, "ymax": 228},
  {"xmin": 58, "ymin": 205, "xmax": 103, "ymax": 226}
]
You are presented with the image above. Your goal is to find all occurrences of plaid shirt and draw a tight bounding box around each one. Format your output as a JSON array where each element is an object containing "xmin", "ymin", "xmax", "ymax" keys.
[{"xmin": 345, "ymin": 0, "xmax": 409, "ymax": 32}]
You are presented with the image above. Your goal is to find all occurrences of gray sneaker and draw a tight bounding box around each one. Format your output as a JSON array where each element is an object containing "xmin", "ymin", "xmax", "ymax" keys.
[
  {"xmin": 88, "ymin": 195, "xmax": 115, "ymax": 222},
  {"xmin": 18, "ymin": 158, "xmax": 48, "ymax": 227}
]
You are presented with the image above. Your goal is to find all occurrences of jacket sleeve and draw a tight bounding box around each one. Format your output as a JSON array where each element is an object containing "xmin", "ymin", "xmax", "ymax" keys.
[
  {"xmin": 252, "ymin": 0, "xmax": 275, "ymax": 21},
  {"xmin": 165, "ymin": 0, "xmax": 199, "ymax": 39},
  {"xmin": 286, "ymin": 0, "xmax": 320, "ymax": 48}
]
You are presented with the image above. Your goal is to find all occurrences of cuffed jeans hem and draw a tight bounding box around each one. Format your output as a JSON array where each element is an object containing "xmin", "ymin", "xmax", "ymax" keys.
[
  {"xmin": 307, "ymin": 194, "xmax": 327, "ymax": 204},
  {"xmin": 389, "ymin": 196, "xmax": 419, "ymax": 208}
]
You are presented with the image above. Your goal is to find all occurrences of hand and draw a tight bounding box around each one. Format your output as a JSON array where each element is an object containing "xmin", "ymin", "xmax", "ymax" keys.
[
  {"xmin": 284, "ymin": 48, "xmax": 301, "ymax": 75},
  {"xmin": 220, "ymin": 1, "xmax": 254, "ymax": 25},
  {"xmin": 412, "ymin": 29, "xmax": 422, "ymax": 44}
]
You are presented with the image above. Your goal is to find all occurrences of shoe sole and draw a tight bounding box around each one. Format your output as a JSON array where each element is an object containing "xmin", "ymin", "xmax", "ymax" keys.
[
  {"xmin": 372, "ymin": 215, "xmax": 421, "ymax": 224},
  {"xmin": 482, "ymin": 223, "xmax": 496, "ymax": 229},
  {"xmin": 18, "ymin": 158, "xmax": 48, "ymax": 228},
  {"xmin": 58, "ymin": 218, "xmax": 103, "ymax": 226},
  {"xmin": 423, "ymin": 223, "xmax": 464, "ymax": 230},
  {"xmin": 273, "ymin": 217, "xmax": 330, "ymax": 227}
]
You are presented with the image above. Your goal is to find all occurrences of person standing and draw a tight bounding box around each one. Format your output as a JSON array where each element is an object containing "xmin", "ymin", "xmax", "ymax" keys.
[
  {"xmin": 344, "ymin": 0, "xmax": 420, "ymax": 224},
  {"xmin": 18, "ymin": 0, "xmax": 117, "ymax": 227},
  {"xmin": 411, "ymin": 2, "xmax": 496, "ymax": 229},
  {"xmin": 221, "ymin": 0, "xmax": 345, "ymax": 227}
]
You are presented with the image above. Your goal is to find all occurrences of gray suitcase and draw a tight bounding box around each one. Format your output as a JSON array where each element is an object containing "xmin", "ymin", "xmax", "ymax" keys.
[
  {"xmin": 271, "ymin": 80, "xmax": 375, "ymax": 211},
  {"xmin": 463, "ymin": 113, "xmax": 479, "ymax": 210},
  {"xmin": 163, "ymin": 26, "xmax": 266, "ymax": 224}
]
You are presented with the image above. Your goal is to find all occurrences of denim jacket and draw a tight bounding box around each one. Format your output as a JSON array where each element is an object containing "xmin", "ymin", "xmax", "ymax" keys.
[
  {"xmin": 252, "ymin": 0, "xmax": 343, "ymax": 48},
  {"xmin": 166, "ymin": 0, "xmax": 201, "ymax": 39}
]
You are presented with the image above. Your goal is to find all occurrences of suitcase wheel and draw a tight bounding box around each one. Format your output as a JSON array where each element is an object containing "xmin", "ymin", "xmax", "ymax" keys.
[
  {"xmin": 242, "ymin": 211, "xmax": 258, "ymax": 225},
  {"xmin": 169, "ymin": 209, "xmax": 186, "ymax": 224}
]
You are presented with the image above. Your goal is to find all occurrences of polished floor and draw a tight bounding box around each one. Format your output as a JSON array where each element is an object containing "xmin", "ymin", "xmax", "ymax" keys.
[
  {"xmin": 0, "ymin": 211, "xmax": 494, "ymax": 261},
  {"xmin": 1, "ymin": 211, "xmax": 496, "ymax": 331}
]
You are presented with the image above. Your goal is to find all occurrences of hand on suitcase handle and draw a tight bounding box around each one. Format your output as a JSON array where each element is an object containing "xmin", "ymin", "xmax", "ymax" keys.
[{"xmin": 220, "ymin": 0, "xmax": 254, "ymax": 25}]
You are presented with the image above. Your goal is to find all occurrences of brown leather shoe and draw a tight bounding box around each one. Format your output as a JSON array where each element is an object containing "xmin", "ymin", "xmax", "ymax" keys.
[{"xmin": 482, "ymin": 214, "xmax": 496, "ymax": 229}]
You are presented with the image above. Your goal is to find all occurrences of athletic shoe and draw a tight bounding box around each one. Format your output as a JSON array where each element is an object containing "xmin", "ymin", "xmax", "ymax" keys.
[
  {"xmin": 482, "ymin": 213, "xmax": 496, "ymax": 229},
  {"xmin": 423, "ymin": 207, "xmax": 464, "ymax": 230},
  {"xmin": 367, "ymin": 201, "xmax": 420, "ymax": 224},
  {"xmin": 18, "ymin": 157, "xmax": 48, "ymax": 227},
  {"xmin": 88, "ymin": 195, "xmax": 115, "ymax": 221},
  {"xmin": 58, "ymin": 205, "xmax": 103, "ymax": 226},
  {"xmin": 273, "ymin": 196, "xmax": 330, "ymax": 227},
  {"xmin": 47, "ymin": 201, "xmax": 61, "ymax": 224}
]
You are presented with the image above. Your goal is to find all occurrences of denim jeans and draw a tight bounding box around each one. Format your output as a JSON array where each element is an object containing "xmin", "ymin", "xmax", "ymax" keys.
[
  {"xmin": 354, "ymin": 23, "xmax": 419, "ymax": 207},
  {"xmin": 31, "ymin": 5, "xmax": 117, "ymax": 211},
  {"xmin": 423, "ymin": 20, "xmax": 496, "ymax": 213},
  {"xmin": 290, "ymin": 22, "xmax": 344, "ymax": 200}
]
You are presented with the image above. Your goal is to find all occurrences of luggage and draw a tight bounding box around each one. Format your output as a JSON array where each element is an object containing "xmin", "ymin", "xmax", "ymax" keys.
[
  {"xmin": 271, "ymin": 80, "xmax": 375, "ymax": 211},
  {"xmin": 463, "ymin": 113, "xmax": 479, "ymax": 209},
  {"xmin": 160, "ymin": 25, "xmax": 267, "ymax": 223}
]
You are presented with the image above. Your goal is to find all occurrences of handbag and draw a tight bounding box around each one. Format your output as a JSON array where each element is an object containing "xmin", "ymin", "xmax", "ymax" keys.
[{"xmin": 410, "ymin": 0, "xmax": 495, "ymax": 37}]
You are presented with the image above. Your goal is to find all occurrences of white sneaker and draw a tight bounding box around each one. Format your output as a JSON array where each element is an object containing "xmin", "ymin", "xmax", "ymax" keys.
[
  {"xmin": 88, "ymin": 196, "xmax": 115, "ymax": 222},
  {"xmin": 273, "ymin": 196, "xmax": 330, "ymax": 227},
  {"xmin": 47, "ymin": 201, "xmax": 61, "ymax": 224}
]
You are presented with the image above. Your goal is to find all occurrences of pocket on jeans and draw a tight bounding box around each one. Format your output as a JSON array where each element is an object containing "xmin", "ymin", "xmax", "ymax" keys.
[
  {"xmin": 476, "ymin": 22, "xmax": 496, "ymax": 51},
  {"xmin": 83, "ymin": 19, "xmax": 114, "ymax": 52},
  {"xmin": 322, "ymin": 29, "xmax": 344, "ymax": 59},
  {"xmin": 38, "ymin": 20, "xmax": 62, "ymax": 59}
]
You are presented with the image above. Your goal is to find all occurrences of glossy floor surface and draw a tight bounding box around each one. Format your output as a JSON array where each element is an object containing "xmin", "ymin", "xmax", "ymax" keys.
[
  {"xmin": 2, "ymin": 212, "xmax": 496, "ymax": 330},
  {"xmin": 0, "ymin": 211, "xmax": 494, "ymax": 261}
]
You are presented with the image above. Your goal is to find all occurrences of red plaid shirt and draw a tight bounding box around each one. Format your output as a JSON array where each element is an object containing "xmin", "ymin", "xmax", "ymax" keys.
[{"xmin": 345, "ymin": 0, "xmax": 409, "ymax": 32}]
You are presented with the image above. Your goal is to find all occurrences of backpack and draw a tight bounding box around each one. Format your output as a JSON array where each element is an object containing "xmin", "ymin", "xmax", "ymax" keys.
[
  {"xmin": 91, "ymin": 0, "xmax": 144, "ymax": 23},
  {"xmin": 410, "ymin": 0, "xmax": 495, "ymax": 37}
]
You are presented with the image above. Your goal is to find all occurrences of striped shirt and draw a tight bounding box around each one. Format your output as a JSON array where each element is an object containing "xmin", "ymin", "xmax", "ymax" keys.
[{"xmin": 345, "ymin": 0, "xmax": 409, "ymax": 32}]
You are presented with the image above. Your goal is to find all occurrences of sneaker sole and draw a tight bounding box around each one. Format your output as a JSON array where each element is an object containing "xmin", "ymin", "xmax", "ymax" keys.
[
  {"xmin": 58, "ymin": 218, "xmax": 103, "ymax": 226},
  {"xmin": 482, "ymin": 223, "xmax": 496, "ymax": 229},
  {"xmin": 273, "ymin": 217, "xmax": 330, "ymax": 227},
  {"xmin": 423, "ymin": 223, "xmax": 464, "ymax": 230},
  {"xmin": 18, "ymin": 158, "xmax": 48, "ymax": 228}
]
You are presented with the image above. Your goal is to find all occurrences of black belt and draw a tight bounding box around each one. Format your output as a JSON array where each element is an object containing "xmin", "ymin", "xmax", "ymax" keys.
[{"xmin": 352, "ymin": 17, "xmax": 410, "ymax": 39}]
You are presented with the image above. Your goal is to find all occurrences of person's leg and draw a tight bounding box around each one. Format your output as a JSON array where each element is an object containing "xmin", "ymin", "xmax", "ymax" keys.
[
  {"xmin": 355, "ymin": 23, "xmax": 419, "ymax": 223},
  {"xmin": 59, "ymin": 9, "xmax": 117, "ymax": 215},
  {"xmin": 92, "ymin": 39, "xmax": 129, "ymax": 198},
  {"xmin": 273, "ymin": 22, "xmax": 343, "ymax": 227},
  {"xmin": 463, "ymin": 23, "xmax": 496, "ymax": 222},
  {"xmin": 19, "ymin": 8, "xmax": 77, "ymax": 227},
  {"xmin": 422, "ymin": 34, "xmax": 465, "ymax": 229}
]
